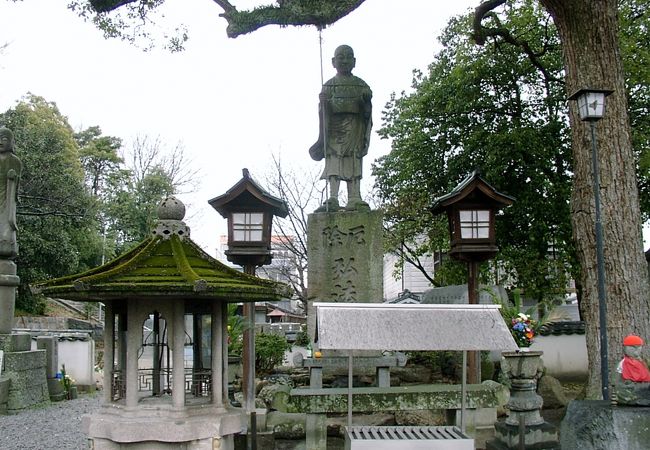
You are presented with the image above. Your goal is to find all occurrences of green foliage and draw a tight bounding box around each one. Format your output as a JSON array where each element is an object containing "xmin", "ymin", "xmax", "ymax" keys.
[
  {"xmin": 294, "ymin": 326, "xmax": 310, "ymax": 347},
  {"xmin": 1, "ymin": 95, "xmax": 101, "ymax": 313},
  {"xmin": 1, "ymin": 95, "xmax": 191, "ymax": 314},
  {"xmin": 255, "ymin": 333, "xmax": 291, "ymax": 376},
  {"xmin": 373, "ymin": 2, "xmax": 574, "ymax": 301},
  {"xmin": 620, "ymin": 0, "xmax": 650, "ymax": 220},
  {"xmin": 227, "ymin": 303, "xmax": 244, "ymax": 356}
]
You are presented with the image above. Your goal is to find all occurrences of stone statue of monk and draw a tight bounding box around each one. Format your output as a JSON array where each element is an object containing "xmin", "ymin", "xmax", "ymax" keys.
[
  {"xmin": 613, "ymin": 334, "xmax": 650, "ymax": 406},
  {"xmin": 0, "ymin": 127, "xmax": 22, "ymax": 258},
  {"xmin": 309, "ymin": 45, "xmax": 372, "ymax": 212}
]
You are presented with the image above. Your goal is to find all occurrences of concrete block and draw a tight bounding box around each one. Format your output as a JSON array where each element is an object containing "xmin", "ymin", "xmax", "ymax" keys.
[
  {"xmin": 7, "ymin": 381, "xmax": 49, "ymax": 411},
  {"xmin": 5, "ymin": 349, "xmax": 46, "ymax": 372},
  {"xmin": 10, "ymin": 333, "xmax": 31, "ymax": 352},
  {"xmin": 306, "ymin": 413, "xmax": 327, "ymax": 450},
  {"xmin": 7, "ymin": 367, "xmax": 48, "ymax": 392},
  {"xmin": 560, "ymin": 400, "xmax": 650, "ymax": 450},
  {"xmin": 36, "ymin": 336, "xmax": 58, "ymax": 378},
  {"xmin": 0, "ymin": 376, "xmax": 9, "ymax": 405},
  {"xmin": 0, "ymin": 333, "xmax": 31, "ymax": 353}
]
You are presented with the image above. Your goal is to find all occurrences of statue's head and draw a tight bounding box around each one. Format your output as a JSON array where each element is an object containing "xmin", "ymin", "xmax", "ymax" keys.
[
  {"xmin": 332, "ymin": 45, "xmax": 356, "ymax": 75},
  {"xmin": 623, "ymin": 334, "xmax": 644, "ymax": 358},
  {"xmin": 0, "ymin": 127, "xmax": 15, "ymax": 153}
]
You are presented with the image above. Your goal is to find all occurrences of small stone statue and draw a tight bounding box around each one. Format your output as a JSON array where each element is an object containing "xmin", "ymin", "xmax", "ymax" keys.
[
  {"xmin": 309, "ymin": 45, "xmax": 372, "ymax": 212},
  {"xmin": 613, "ymin": 334, "xmax": 650, "ymax": 406},
  {"xmin": 0, "ymin": 127, "xmax": 22, "ymax": 258}
]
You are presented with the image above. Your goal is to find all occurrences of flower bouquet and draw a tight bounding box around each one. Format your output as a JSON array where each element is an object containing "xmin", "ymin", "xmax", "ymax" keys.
[{"xmin": 510, "ymin": 313, "xmax": 537, "ymax": 348}]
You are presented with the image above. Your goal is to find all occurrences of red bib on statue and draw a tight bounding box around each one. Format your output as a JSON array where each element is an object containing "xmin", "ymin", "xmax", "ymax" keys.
[{"xmin": 622, "ymin": 356, "xmax": 650, "ymax": 382}]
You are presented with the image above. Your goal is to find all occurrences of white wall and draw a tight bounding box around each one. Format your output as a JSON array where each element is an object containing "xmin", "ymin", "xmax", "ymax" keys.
[
  {"xmin": 58, "ymin": 339, "xmax": 95, "ymax": 387},
  {"xmin": 383, "ymin": 253, "xmax": 436, "ymax": 301}
]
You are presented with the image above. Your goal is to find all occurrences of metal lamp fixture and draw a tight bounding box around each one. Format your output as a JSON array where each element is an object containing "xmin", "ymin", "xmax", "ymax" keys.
[
  {"xmin": 569, "ymin": 87, "xmax": 613, "ymax": 401},
  {"xmin": 569, "ymin": 88, "xmax": 613, "ymax": 121}
]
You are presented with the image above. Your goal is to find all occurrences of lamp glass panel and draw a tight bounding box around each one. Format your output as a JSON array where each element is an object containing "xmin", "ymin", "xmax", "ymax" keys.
[
  {"xmin": 232, "ymin": 212, "xmax": 265, "ymax": 242},
  {"xmin": 577, "ymin": 92, "xmax": 605, "ymax": 120},
  {"xmin": 459, "ymin": 210, "xmax": 490, "ymax": 239}
]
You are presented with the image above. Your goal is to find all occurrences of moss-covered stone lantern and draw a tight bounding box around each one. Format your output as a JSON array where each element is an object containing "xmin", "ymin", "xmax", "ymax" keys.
[{"xmin": 33, "ymin": 196, "xmax": 287, "ymax": 450}]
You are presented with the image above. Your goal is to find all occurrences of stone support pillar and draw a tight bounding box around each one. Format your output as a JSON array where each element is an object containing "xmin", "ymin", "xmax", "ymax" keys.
[
  {"xmin": 212, "ymin": 301, "xmax": 223, "ymax": 406},
  {"xmin": 0, "ymin": 260, "xmax": 19, "ymax": 334},
  {"xmin": 172, "ymin": 300, "xmax": 185, "ymax": 409},
  {"xmin": 117, "ymin": 312, "xmax": 127, "ymax": 373},
  {"xmin": 487, "ymin": 351, "xmax": 558, "ymax": 450},
  {"xmin": 221, "ymin": 303, "xmax": 229, "ymax": 403},
  {"xmin": 125, "ymin": 303, "xmax": 139, "ymax": 408},
  {"xmin": 103, "ymin": 303, "xmax": 114, "ymax": 404},
  {"xmin": 35, "ymin": 336, "xmax": 57, "ymax": 379}
]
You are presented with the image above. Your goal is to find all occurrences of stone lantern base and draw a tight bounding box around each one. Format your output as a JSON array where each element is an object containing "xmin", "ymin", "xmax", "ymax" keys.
[
  {"xmin": 84, "ymin": 404, "xmax": 246, "ymax": 450},
  {"xmin": 486, "ymin": 350, "xmax": 559, "ymax": 450}
]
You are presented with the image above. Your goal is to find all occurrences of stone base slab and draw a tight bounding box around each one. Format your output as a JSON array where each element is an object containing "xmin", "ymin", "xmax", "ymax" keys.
[
  {"xmin": 486, "ymin": 421, "xmax": 558, "ymax": 449},
  {"xmin": 91, "ymin": 435, "xmax": 235, "ymax": 450},
  {"xmin": 560, "ymin": 400, "xmax": 650, "ymax": 450},
  {"xmin": 85, "ymin": 404, "xmax": 246, "ymax": 444}
]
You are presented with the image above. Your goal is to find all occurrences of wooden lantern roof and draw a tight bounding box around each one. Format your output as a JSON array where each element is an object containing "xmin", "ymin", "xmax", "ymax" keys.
[
  {"xmin": 208, "ymin": 168, "xmax": 288, "ymax": 219},
  {"xmin": 431, "ymin": 170, "xmax": 515, "ymax": 214},
  {"xmin": 33, "ymin": 196, "xmax": 288, "ymax": 303}
]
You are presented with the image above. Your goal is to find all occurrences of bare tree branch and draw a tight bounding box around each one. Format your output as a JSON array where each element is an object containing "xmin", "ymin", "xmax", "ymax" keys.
[{"xmin": 472, "ymin": 0, "xmax": 564, "ymax": 85}]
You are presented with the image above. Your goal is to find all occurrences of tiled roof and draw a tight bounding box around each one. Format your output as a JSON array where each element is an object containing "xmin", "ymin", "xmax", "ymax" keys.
[{"xmin": 538, "ymin": 321, "xmax": 585, "ymax": 336}]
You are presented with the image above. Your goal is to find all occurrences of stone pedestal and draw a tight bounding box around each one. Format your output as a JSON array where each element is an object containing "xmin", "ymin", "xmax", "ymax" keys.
[
  {"xmin": 85, "ymin": 405, "xmax": 244, "ymax": 450},
  {"xmin": 0, "ymin": 333, "xmax": 49, "ymax": 412},
  {"xmin": 307, "ymin": 210, "xmax": 383, "ymax": 340},
  {"xmin": 487, "ymin": 351, "xmax": 558, "ymax": 450},
  {"xmin": 0, "ymin": 260, "xmax": 19, "ymax": 334},
  {"xmin": 560, "ymin": 400, "xmax": 650, "ymax": 450}
]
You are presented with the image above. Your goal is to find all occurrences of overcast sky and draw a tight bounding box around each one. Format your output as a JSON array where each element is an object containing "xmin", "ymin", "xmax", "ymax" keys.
[{"xmin": 1, "ymin": 1, "xmax": 482, "ymax": 254}]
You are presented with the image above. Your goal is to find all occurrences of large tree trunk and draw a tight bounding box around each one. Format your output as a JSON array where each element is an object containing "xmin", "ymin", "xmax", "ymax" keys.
[{"xmin": 541, "ymin": 0, "xmax": 650, "ymax": 398}]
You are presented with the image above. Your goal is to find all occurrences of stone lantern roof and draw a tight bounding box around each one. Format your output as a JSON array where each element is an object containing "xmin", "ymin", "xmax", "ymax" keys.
[{"xmin": 33, "ymin": 195, "xmax": 288, "ymax": 302}]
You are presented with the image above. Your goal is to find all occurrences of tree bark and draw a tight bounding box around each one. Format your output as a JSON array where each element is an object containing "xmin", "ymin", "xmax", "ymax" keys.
[{"xmin": 540, "ymin": 0, "xmax": 650, "ymax": 398}]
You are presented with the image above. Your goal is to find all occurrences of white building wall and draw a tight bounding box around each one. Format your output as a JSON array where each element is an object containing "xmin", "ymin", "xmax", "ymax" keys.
[{"xmin": 383, "ymin": 253, "xmax": 437, "ymax": 301}]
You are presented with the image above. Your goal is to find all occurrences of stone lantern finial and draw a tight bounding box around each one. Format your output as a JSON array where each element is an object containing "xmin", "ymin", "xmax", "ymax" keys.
[{"xmin": 153, "ymin": 195, "xmax": 190, "ymax": 239}]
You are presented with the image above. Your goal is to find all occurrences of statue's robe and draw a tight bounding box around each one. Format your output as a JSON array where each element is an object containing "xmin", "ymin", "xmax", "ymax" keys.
[
  {"xmin": 0, "ymin": 152, "xmax": 22, "ymax": 258},
  {"xmin": 310, "ymin": 74, "xmax": 372, "ymax": 182}
]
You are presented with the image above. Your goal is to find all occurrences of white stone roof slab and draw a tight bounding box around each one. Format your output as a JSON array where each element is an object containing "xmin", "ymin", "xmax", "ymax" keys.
[{"xmin": 314, "ymin": 303, "xmax": 518, "ymax": 351}]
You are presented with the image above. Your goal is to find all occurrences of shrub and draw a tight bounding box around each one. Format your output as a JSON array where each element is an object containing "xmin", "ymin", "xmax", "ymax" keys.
[
  {"xmin": 294, "ymin": 326, "xmax": 310, "ymax": 347},
  {"xmin": 256, "ymin": 333, "xmax": 292, "ymax": 375}
]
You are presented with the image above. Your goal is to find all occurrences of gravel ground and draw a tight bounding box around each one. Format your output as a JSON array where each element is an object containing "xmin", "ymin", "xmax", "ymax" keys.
[{"xmin": 0, "ymin": 394, "xmax": 101, "ymax": 450}]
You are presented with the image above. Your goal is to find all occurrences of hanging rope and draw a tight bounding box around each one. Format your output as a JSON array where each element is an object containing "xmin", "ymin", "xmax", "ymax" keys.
[{"xmin": 318, "ymin": 27, "xmax": 329, "ymax": 212}]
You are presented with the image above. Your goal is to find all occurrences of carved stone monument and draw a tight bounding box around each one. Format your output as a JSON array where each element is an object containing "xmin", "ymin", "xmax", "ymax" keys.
[
  {"xmin": 0, "ymin": 127, "xmax": 22, "ymax": 333},
  {"xmin": 308, "ymin": 210, "xmax": 383, "ymax": 304},
  {"xmin": 0, "ymin": 127, "xmax": 49, "ymax": 413},
  {"xmin": 307, "ymin": 46, "xmax": 382, "ymax": 341}
]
